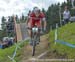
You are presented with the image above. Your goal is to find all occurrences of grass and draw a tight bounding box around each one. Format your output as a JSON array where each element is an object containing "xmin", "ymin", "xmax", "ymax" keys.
[
  {"xmin": 49, "ymin": 23, "xmax": 75, "ymax": 59},
  {"xmin": 1, "ymin": 23, "xmax": 75, "ymax": 62},
  {"xmin": 0, "ymin": 40, "xmax": 29, "ymax": 62}
]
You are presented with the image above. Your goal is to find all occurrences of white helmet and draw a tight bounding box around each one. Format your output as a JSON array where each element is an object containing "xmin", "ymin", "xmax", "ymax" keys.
[{"xmin": 33, "ymin": 7, "xmax": 40, "ymax": 13}]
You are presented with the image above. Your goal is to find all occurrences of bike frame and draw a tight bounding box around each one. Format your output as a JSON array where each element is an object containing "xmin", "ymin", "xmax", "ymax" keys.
[{"xmin": 31, "ymin": 25, "xmax": 40, "ymax": 56}]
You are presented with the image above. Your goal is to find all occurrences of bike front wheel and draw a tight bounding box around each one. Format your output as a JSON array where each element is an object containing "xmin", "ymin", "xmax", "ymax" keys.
[{"xmin": 32, "ymin": 41, "xmax": 36, "ymax": 56}]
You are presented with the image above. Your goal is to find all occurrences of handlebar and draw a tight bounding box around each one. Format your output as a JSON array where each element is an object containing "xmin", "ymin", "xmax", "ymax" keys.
[{"xmin": 26, "ymin": 27, "xmax": 41, "ymax": 31}]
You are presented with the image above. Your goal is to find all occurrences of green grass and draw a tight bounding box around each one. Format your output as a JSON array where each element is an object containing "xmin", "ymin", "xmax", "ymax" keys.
[
  {"xmin": 0, "ymin": 40, "xmax": 29, "ymax": 62},
  {"xmin": 49, "ymin": 23, "xmax": 75, "ymax": 59},
  {"xmin": 1, "ymin": 23, "xmax": 75, "ymax": 62}
]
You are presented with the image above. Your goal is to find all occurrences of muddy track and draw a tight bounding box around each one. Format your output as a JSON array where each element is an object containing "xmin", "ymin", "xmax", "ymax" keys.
[{"xmin": 20, "ymin": 35, "xmax": 49, "ymax": 62}]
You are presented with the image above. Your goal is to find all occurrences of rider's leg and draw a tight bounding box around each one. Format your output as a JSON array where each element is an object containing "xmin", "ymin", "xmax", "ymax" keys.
[
  {"xmin": 38, "ymin": 21, "xmax": 43, "ymax": 34},
  {"xmin": 27, "ymin": 21, "xmax": 32, "ymax": 37},
  {"xmin": 40, "ymin": 20, "xmax": 42, "ymax": 30},
  {"xmin": 28, "ymin": 30, "xmax": 32, "ymax": 38},
  {"xmin": 36, "ymin": 21, "xmax": 41, "ymax": 44},
  {"xmin": 27, "ymin": 20, "xmax": 35, "ymax": 45}
]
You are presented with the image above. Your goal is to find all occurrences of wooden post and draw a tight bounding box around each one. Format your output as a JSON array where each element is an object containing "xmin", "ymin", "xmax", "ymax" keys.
[{"xmin": 14, "ymin": 16, "xmax": 22, "ymax": 42}]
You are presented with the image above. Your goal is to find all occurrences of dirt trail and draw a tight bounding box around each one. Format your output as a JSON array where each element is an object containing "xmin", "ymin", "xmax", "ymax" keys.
[{"xmin": 20, "ymin": 35, "xmax": 49, "ymax": 62}]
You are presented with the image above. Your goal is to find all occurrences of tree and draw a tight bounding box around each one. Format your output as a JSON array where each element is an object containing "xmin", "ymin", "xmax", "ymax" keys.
[
  {"xmin": 15, "ymin": 15, "xmax": 19, "ymax": 23},
  {"xmin": 22, "ymin": 14, "xmax": 24, "ymax": 21},
  {"xmin": 74, "ymin": 0, "xmax": 75, "ymax": 6},
  {"xmin": 1, "ymin": 16, "xmax": 7, "ymax": 38},
  {"xmin": 67, "ymin": 0, "xmax": 72, "ymax": 9},
  {"xmin": 42, "ymin": 8, "xmax": 46, "ymax": 14},
  {"xmin": 1, "ymin": 16, "xmax": 6, "ymax": 30},
  {"xmin": 6, "ymin": 16, "xmax": 15, "ymax": 37}
]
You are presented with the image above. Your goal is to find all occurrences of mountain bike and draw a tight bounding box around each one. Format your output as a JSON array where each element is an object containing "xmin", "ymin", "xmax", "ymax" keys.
[{"xmin": 31, "ymin": 24, "xmax": 41, "ymax": 56}]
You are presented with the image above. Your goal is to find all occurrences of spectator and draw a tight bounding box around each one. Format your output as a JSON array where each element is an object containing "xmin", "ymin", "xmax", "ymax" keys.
[
  {"xmin": 8, "ymin": 38, "xmax": 14, "ymax": 46},
  {"xmin": 63, "ymin": 6, "xmax": 71, "ymax": 24}
]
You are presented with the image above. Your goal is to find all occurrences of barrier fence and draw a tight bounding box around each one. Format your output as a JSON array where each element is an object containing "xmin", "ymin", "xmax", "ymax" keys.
[{"xmin": 8, "ymin": 37, "xmax": 29, "ymax": 62}]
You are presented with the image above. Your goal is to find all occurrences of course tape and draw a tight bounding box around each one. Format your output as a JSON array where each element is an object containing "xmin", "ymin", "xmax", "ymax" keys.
[
  {"xmin": 8, "ymin": 37, "xmax": 30, "ymax": 62},
  {"xmin": 55, "ymin": 40, "xmax": 75, "ymax": 48}
]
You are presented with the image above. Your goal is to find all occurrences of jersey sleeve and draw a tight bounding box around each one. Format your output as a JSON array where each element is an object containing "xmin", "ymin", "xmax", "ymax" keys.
[
  {"xmin": 40, "ymin": 12, "xmax": 46, "ymax": 21},
  {"xmin": 40, "ymin": 12, "xmax": 45, "ymax": 18},
  {"xmin": 30, "ymin": 13, "xmax": 35, "ymax": 17}
]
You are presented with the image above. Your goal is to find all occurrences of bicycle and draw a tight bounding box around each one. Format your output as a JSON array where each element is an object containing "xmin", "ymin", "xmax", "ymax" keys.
[
  {"xmin": 31, "ymin": 24, "xmax": 41, "ymax": 56},
  {"xmin": 27, "ymin": 24, "xmax": 41, "ymax": 56}
]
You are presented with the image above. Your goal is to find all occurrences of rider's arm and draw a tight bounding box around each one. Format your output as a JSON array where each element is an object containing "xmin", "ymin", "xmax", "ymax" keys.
[
  {"xmin": 42, "ymin": 18, "xmax": 47, "ymax": 30},
  {"xmin": 40, "ymin": 12, "xmax": 47, "ymax": 31},
  {"xmin": 26, "ymin": 12, "xmax": 34, "ymax": 24},
  {"xmin": 26, "ymin": 16, "xmax": 30, "ymax": 25}
]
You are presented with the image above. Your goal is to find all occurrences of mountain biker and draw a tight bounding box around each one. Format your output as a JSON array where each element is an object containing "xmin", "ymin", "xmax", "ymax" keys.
[{"xmin": 26, "ymin": 7, "xmax": 47, "ymax": 45}]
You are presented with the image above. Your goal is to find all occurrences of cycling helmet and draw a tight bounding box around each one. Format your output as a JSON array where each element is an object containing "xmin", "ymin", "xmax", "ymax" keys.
[{"xmin": 33, "ymin": 7, "xmax": 40, "ymax": 13}]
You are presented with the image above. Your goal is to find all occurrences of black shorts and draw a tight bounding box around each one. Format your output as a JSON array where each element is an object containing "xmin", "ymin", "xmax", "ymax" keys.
[{"xmin": 64, "ymin": 19, "xmax": 69, "ymax": 23}]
